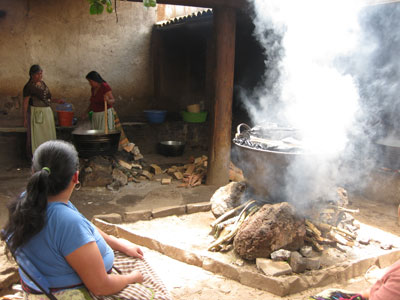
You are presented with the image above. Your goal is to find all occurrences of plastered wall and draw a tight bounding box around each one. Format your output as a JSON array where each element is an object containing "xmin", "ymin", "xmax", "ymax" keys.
[{"xmin": 0, "ymin": 0, "xmax": 158, "ymax": 125}]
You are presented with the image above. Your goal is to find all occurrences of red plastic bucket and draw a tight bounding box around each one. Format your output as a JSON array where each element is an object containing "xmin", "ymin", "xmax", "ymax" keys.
[{"xmin": 57, "ymin": 111, "xmax": 74, "ymax": 127}]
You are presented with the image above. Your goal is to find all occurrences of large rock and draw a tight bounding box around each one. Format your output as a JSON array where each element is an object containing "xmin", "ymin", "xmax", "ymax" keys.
[
  {"xmin": 233, "ymin": 202, "xmax": 306, "ymax": 260},
  {"xmin": 210, "ymin": 181, "xmax": 246, "ymax": 218}
]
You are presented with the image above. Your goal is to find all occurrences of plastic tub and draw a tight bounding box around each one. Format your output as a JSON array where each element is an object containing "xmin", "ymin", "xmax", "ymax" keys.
[
  {"xmin": 181, "ymin": 111, "xmax": 208, "ymax": 123},
  {"xmin": 57, "ymin": 111, "xmax": 74, "ymax": 127},
  {"xmin": 144, "ymin": 110, "xmax": 167, "ymax": 124}
]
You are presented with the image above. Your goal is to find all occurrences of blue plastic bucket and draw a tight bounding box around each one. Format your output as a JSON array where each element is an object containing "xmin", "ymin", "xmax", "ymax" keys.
[{"xmin": 144, "ymin": 110, "xmax": 167, "ymax": 124}]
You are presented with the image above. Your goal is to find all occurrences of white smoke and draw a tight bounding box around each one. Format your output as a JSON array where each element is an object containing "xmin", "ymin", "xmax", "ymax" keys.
[{"xmin": 244, "ymin": 0, "xmax": 363, "ymax": 155}]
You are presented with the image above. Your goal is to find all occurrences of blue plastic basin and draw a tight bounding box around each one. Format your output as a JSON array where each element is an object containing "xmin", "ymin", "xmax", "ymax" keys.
[{"xmin": 144, "ymin": 110, "xmax": 167, "ymax": 124}]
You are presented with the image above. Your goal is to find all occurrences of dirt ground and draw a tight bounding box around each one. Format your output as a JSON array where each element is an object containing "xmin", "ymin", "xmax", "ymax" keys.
[{"xmin": 1, "ymin": 153, "xmax": 400, "ymax": 299}]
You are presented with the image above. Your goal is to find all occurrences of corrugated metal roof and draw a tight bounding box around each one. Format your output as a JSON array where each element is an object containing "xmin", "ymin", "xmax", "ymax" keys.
[{"xmin": 155, "ymin": 9, "xmax": 213, "ymax": 28}]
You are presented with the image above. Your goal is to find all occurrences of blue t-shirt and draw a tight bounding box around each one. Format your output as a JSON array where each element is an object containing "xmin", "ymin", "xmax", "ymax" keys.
[{"xmin": 19, "ymin": 201, "xmax": 114, "ymax": 289}]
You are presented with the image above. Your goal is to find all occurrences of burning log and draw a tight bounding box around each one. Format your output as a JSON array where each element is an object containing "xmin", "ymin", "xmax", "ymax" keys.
[
  {"xmin": 314, "ymin": 222, "xmax": 356, "ymax": 240},
  {"xmin": 304, "ymin": 236, "xmax": 324, "ymax": 252}
]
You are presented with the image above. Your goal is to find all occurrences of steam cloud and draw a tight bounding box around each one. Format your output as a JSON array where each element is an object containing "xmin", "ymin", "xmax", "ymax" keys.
[{"xmin": 238, "ymin": 0, "xmax": 400, "ymax": 206}]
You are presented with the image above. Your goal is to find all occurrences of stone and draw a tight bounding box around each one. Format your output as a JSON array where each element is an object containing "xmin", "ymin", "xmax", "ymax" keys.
[
  {"xmin": 202, "ymin": 257, "xmax": 240, "ymax": 281},
  {"xmin": 357, "ymin": 235, "xmax": 371, "ymax": 245},
  {"xmin": 210, "ymin": 181, "xmax": 247, "ymax": 218},
  {"xmin": 82, "ymin": 156, "xmax": 113, "ymax": 187},
  {"xmin": 112, "ymin": 168, "xmax": 128, "ymax": 186},
  {"xmin": 305, "ymin": 256, "xmax": 321, "ymax": 270},
  {"xmin": 234, "ymin": 202, "xmax": 306, "ymax": 260},
  {"xmin": 256, "ymin": 258, "xmax": 292, "ymax": 276},
  {"xmin": 186, "ymin": 202, "xmax": 211, "ymax": 214},
  {"xmin": 289, "ymin": 251, "xmax": 307, "ymax": 273},
  {"xmin": 271, "ymin": 249, "xmax": 291, "ymax": 261},
  {"xmin": 152, "ymin": 205, "xmax": 186, "ymax": 218},
  {"xmin": 124, "ymin": 210, "xmax": 152, "ymax": 222},
  {"xmin": 300, "ymin": 245, "xmax": 313, "ymax": 258},
  {"xmin": 93, "ymin": 213, "xmax": 122, "ymax": 224}
]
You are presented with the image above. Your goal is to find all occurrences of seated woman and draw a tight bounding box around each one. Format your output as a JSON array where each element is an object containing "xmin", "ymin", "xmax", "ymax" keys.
[
  {"xmin": 361, "ymin": 259, "xmax": 400, "ymax": 299},
  {"xmin": 1, "ymin": 140, "xmax": 171, "ymax": 300}
]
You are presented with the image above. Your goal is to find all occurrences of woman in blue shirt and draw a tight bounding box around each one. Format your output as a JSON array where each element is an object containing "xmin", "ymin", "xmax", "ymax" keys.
[{"xmin": 1, "ymin": 140, "xmax": 170, "ymax": 300}]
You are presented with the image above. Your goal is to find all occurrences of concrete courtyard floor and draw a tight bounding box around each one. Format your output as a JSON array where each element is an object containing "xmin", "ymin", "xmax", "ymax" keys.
[{"xmin": 1, "ymin": 153, "xmax": 400, "ymax": 299}]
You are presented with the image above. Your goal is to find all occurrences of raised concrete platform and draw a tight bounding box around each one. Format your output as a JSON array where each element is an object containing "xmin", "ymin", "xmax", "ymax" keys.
[{"xmin": 93, "ymin": 210, "xmax": 400, "ymax": 297}]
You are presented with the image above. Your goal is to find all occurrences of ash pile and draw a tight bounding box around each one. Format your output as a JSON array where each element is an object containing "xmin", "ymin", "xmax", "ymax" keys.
[{"xmin": 208, "ymin": 182, "xmax": 395, "ymax": 275}]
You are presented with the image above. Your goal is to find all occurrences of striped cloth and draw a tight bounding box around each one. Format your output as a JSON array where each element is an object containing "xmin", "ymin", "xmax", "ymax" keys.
[{"xmin": 90, "ymin": 251, "xmax": 171, "ymax": 300}]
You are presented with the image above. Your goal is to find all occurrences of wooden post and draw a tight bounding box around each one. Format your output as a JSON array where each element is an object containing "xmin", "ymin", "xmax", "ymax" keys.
[{"xmin": 206, "ymin": 7, "xmax": 236, "ymax": 186}]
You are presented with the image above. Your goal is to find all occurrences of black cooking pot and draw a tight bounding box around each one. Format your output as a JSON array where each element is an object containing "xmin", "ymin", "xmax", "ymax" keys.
[
  {"xmin": 72, "ymin": 129, "xmax": 120, "ymax": 157},
  {"xmin": 157, "ymin": 141, "xmax": 185, "ymax": 157}
]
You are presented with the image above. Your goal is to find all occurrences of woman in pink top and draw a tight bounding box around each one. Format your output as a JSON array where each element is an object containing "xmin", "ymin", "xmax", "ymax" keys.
[{"xmin": 361, "ymin": 259, "xmax": 400, "ymax": 299}]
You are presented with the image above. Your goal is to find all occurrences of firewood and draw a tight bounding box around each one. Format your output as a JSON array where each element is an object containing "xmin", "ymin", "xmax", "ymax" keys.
[
  {"xmin": 194, "ymin": 156, "xmax": 203, "ymax": 165},
  {"xmin": 210, "ymin": 200, "xmax": 256, "ymax": 228},
  {"xmin": 327, "ymin": 231, "xmax": 352, "ymax": 246},
  {"xmin": 161, "ymin": 178, "xmax": 172, "ymax": 185},
  {"xmin": 184, "ymin": 164, "xmax": 195, "ymax": 176},
  {"xmin": 304, "ymin": 236, "xmax": 324, "ymax": 252},
  {"xmin": 118, "ymin": 160, "xmax": 132, "ymax": 170},
  {"xmin": 211, "ymin": 216, "xmax": 239, "ymax": 237},
  {"xmin": 131, "ymin": 163, "xmax": 142, "ymax": 170},
  {"xmin": 315, "ymin": 222, "xmax": 356, "ymax": 239},
  {"xmin": 327, "ymin": 205, "xmax": 359, "ymax": 214},
  {"xmin": 208, "ymin": 205, "xmax": 258, "ymax": 251},
  {"xmin": 305, "ymin": 219, "xmax": 322, "ymax": 238},
  {"xmin": 173, "ymin": 171, "xmax": 183, "ymax": 180},
  {"xmin": 141, "ymin": 170, "xmax": 153, "ymax": 179},
  {"xmin": 150, "ymin": 164, "xmax": 162, "ymax": 175}
]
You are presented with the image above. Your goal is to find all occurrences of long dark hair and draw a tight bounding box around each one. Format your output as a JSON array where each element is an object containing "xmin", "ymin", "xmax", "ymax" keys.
[
  {"xmin": 86, "ymin": 71, "xmax": 106, "ymax": 83},
  {"xmin": 1, "ymin": 140, "xmax": 79, "ymax": 254},
  {"xmin": 29, "ymin": 64, "xmax": 42, "ymax": 78}
]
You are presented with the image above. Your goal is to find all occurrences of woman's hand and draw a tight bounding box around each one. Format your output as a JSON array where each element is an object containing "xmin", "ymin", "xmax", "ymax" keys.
[
  {"xmin": 125, "ymin": 245, "xmax": 144, "ymax": 259},
  {"xmin": 118, "ymin": 239, "xmax": 144, "ymax": 259},
  {"xmin": 128, "ymin": 270, "xmax": 144, "ymax": 284},
  {"xmin": 104, "ymin": 91, "xmax": 115, "ymax": 105}
]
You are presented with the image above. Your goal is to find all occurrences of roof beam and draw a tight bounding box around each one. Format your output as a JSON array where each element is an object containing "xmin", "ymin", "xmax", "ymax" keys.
[{"xmin": 126, "ymin": 0, "xmax": 247, "ymax": 9}]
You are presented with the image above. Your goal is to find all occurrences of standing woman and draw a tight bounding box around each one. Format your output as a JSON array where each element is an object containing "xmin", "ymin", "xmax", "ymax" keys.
[
  {"xmin": 85, "ymin": 71, "xmax": 115, "ymax": 131},
  {"xmin": 23, "ymin": 65, "xmax": 63, "ymax": 156}
]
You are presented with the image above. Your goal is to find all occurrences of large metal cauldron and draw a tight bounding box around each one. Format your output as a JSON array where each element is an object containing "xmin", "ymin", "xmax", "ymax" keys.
[
  {"xmin": 233, "ymin": 123, "xmax": 309, "ymax": 202},
  {"xmin": 375, "ymin": 136, "xmax": 400, "ymax": 170},
  {"xmin": 72, "ymin": 129, "xmax": 120, "ymax": 158}
]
